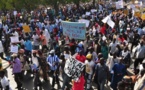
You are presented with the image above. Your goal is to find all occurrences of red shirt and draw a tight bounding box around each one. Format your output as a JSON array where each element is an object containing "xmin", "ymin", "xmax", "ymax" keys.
[
  {"xmin": 75, "ymin": 54, "xmax": 86, "ymax": 63},
  {"xmin": 100, "ymin": 26, "xmax": 106, "ymax": 35},
  {"xmin": 72, "ymin": 75, "xmax": 85, "ymax": 90},
  {"xmin": 118, "ymin": 37, "xmax": 125, "ymax": 42}
]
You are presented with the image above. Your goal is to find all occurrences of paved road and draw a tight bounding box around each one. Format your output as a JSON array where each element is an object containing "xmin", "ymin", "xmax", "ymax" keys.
[{"xmin": 6, "ymin": 67, "xmax": 113, "ymax": 90}]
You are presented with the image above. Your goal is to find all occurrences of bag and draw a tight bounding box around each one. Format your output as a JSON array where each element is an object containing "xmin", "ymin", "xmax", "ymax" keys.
[
  {"xmin": 39, "ymin": 68, "xmax": 43, "ymax": 77},
  {"xmin": 86, "ymin": 64, "xmax": 91, "ymax": 73},
  {"xmin": 24, "ymin": 62, "xmax": 30, "ymax": 70}
]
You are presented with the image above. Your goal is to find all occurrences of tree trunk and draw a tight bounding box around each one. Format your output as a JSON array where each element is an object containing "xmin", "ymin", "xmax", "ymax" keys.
[
  {"xmin": 54, "ymin": 2, "xmax": 59, "ymax": 16},
  {"xmin": 74, "ymin": 0, "xmax": 80, "ymax": 8},
  {"xmin": 93, "ymin": 0, "xmax": 96, "ymax": 7}
]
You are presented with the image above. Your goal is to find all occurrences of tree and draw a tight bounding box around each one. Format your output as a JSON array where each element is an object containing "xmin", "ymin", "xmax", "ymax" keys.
[{"xmin": 66, "ymin": 0, "xmax": 89, "ymax": 8}]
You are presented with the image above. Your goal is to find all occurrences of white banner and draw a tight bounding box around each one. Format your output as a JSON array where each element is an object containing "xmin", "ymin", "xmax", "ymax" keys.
[
  {"xmin": 102, "ymin": 16, "xmax": 110, "ymax": 23},
  {"xmin": 107, "ymin": 18, "xmax": 115, "ymax": 29},
  {"xmin": 64, "ymin": 56, "xmax": 85, "ymax": 81},
  {"xmin": 10, "ymin": 45, "xmax": 18, "ymax": 53},
  {"xmin": 102, "ymin": 15, "xmax": 115, "ymax": 29},
  {"xmin": 86, "ymin": 12, "xmax": 91, "ymax": 16},
  {"xmin": 13, "ymin": 11, "xmax": 17, "ymax": 16},
  {"xmin": 78, "ymin": 19, "xmax": 90, "ymax": 27},
  {"xmin": 10, "ymin": 36, "xmax": 19, "ymax": 43},
  {"xmin": 116, "ymin": 1, "xmax": 123, "ymax": 9}
]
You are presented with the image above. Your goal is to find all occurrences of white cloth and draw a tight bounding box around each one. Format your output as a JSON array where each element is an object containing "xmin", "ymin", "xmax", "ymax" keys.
[
  {"xmin": 0, "ymin": 41, "xmax": 4, "ymax": 53},
  {"xmin": 64, "ymin": 54, "xmax": 71, "ymax": 60},
  {"xmin": 43, "ymin": 29, "xmax": 50, "ymax": 43},
  {"xmin": 1, "ymin": 76, "xmax": 12, "ymax": 90},
  {"xmin": 32, "ymin": 56, "xmax": 39, "ymax": 67},
  {"xmin": 134, "ymin": 74, "xmax": 145, "ymax": 90}
]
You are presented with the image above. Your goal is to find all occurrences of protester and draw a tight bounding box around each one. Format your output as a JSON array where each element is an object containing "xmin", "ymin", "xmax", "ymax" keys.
[
  {"xmin": 111, "ymin": 57, "xmax": 126, "ymax": 90},
  {"xmin": 85, "ymin": 54, "xmax": 95, "ymax": 90},
  {"xmin": 46, "ymin": 50, "xmax": 60, "ymax": 89},
  {"xmin": 1, "ymin": 1, "xmax": 145, "ymax": 90},
  {"xmin": 0, "ymin": 71, "xmax": 12, "ymax": 90},
  {"xmin": 95, "ymin": 58, "xmax": 109, "ymax": 90},
  {"xmin": 11, "ymin": 53, "xmax": 22, "ymax": 89}
]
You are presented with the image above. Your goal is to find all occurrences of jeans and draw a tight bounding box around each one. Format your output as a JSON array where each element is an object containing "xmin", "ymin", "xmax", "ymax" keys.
[
  {"xmin": 98, "ymin": 79, "xmax": 106, "ymax": 90},
  {"xmin": 62, "ymin": 73, "xmax": 70, "ymax": 90},
  {"xmin": 85, "ymin": 73, "xmax": 92, "ymax": 90},
  {"xmin": 50, "ymin": 70, "xmax": 60, "ymax": 88}
]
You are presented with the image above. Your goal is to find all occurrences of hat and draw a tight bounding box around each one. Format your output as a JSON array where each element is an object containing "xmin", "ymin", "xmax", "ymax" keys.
[
  {"xmin": 11, "ymin": 53, "xmax": 17, "ymax": 57},
  {"xmin": 86, "ymin": 54, "xmax": 92, "ymax": 59},
  {"xmin": 49, "ymin": 50, "xmax": 55, "ymax": 54}
]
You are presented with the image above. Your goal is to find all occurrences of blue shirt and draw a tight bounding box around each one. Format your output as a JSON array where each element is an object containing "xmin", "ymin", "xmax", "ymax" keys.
[
  {"xmin": 47, "ymin": 55, "xmax": 59, "ymax": 71},
  {"xmin": 24, "ymin": 40, "xmax": 32, "ymax": 51}
]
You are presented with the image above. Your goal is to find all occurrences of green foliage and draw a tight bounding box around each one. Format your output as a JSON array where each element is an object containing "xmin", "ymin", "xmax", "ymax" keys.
[{"xmin": 0, "ymin": 0, "xmax": 89, "ymax": 11}]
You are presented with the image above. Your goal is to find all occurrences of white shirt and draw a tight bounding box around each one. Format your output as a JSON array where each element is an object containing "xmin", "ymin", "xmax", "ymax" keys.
[
  {"xmin": 106, "ymin": 56, "xmax": 119, "ymax": 71},
  {"xmin": 13, "ymin": 31, "xmax": 19, "ymax": 37},
  {"xmin": 136, "ymin": 45, "xmax": 145, "ymax": 59},
  {"xmin": 109, "ymin": 42, "xmax": 117, "ymax": 54},
  {"xmin": 32, "ymin": 56, "xmax": 39, "ymax": 67},
  {"xmin": 1, "ymin": 76, "xmax": 12, "ymax": 90},
  {"xmin": 43, "ymin": 29, "xmax": 50, "ymax": 43},
  {"xmin": 32, "ymin": 34, "xmax": 39, "ymax": 46},
  {"xmin": 85, "ymin": 60, "xmax": 95, "ymax": 74}
]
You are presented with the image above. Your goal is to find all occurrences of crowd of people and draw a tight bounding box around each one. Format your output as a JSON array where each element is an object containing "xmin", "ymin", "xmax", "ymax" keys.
[{"xmin": 0, "ymin": 1, "xmax": 145, "ymax": 90}]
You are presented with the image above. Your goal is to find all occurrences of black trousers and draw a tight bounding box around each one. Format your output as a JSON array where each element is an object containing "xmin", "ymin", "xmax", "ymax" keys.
[
  {"xmin": 50, "ymin": 70, "xmax": 60, "ymax": 88},
  {"xmin": 34, "ymin": 71, "xmax": 42, "ymax": 90},
  {"xmin": 0, "ymin": 52, "xmax": 6, "ymax": 60},
  {"xmin": 42, "ymin": 45, "xmax": 48, "ymax": 52},
  {"xmin": 14, "ymin": 73, "xmax": 22, "ymax": 88},
  {"xmin": 134, "ymin": 58, "xmax": 144, "ymax": 70}
]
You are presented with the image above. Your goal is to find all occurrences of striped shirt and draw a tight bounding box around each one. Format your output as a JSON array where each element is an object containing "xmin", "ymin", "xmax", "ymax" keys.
[{"xmin": 47, "ymin": 55, "xmax": 59, "ymax": 71}]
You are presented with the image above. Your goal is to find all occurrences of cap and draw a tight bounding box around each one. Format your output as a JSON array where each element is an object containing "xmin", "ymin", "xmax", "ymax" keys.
[
  {"xmin": 49, "ymin": 50, "xmax": 55, "ymax": 54},
  {"xmin": 86, "ymin": 54, "xmax": 92, "ymax": 59}
]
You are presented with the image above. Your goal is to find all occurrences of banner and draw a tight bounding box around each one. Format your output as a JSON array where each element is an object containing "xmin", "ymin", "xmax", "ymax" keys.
[
  {"xmin": 124, "ymin": 10, "xmax": 129, "ymax": 15},
  {"xmin": 10, "ymin": 45, "xmax": 18, "ymax": 53},
  {"xmin": 91, "ymin": 9, "xmax": 97, "ymax": 13},
  {"xmin": 64, "ymin": 56, "xmax": 85, "ymax": 81},
  {"xmin": 102, "ymin": 16, "xmax": 110, "ymax": 23},
  {"xmin": 10, "ymin": 37, "xmax": 19, "ymax": 43},
  {"xmin": 23, "ymin": 25, "xmax": 31, "ymax": 33},
  {"xmin": 13, "ymin": 11, "xmax": 17, "ymax": 16},
  {"xmin": 78, "ymin": 19, "xmax": 90, "ymax": 27},
  {"xmin": 134, "ymin": 12, "xmax": 141, "ymax": 17},
  {"xmin": 107, "ymin": 18, "xmax": 115, "ymax": 29},
  {"xmin": 102, "ymin": 15, "xmax": 115, "ymax": 29},
  {"xmin": 62, "ymin": 21, "xmax": 86, "ymax": 40},
  {"xmin": 86, "ymin": 12, "xmax": 91, "ymax": 16},
  {"xmin": 141, "ymin": 14, "xmax": 145, "ymax": 20},
  {"xmin": 116, "ymin": 1, "xmax": 123, "ymax": 9}
]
